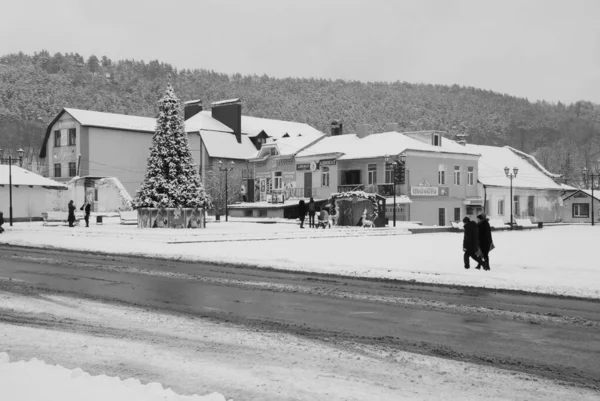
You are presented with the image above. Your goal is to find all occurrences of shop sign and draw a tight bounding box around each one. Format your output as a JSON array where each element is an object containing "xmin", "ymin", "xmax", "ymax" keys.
[
  {"xmin": 256, "ymin": 172, "xmax": 271, "ymax": 179},
  {"xmin": 411, "ymin": 186, "xmax": 439, "ymax": 196},
  {"xmin": 463, "ymin": 198, "xmax": 484, "ymax": 206},
  {"xmin": 256, "ymin": 161, "xmax": 267, "ymax": 168},
  {"xmin": 296, "ymin": 163, "xmax": 311, "ymax": 171},
  {"xmin": 276, "ymin": 159, "xmax": 294, "ymax": 167},
  {"xmin": 310, "ymin": 161, "xmax": 319, "ymax": 172},
  {"xmin": 439, "ymin": 186, "xmax": 449, "ymax": 196},
  {"xmin": 320, "ymin": 159, "xmax": 337, "ymax": 166},
  {"xmin": 283, "ymin": 172, "xmax": 296, "ymax": 180}
]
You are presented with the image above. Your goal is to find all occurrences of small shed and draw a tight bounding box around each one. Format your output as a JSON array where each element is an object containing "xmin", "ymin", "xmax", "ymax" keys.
[
  {"xmin": 329, "ymin": 191, "xmax": 386, "ymax": 227},
  {"xmin": 562, "ymin": 189, "xmax": 600, "ymax": 224}
]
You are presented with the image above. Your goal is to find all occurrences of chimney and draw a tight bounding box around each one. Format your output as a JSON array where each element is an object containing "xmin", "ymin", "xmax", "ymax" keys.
[
  {"xmin": 330, "ymin": 120, "xmax": 343, "ymax": 136},
  {"xmin": 184, "ymin": 99, "xmax": 202, "ymax": 120},
  {"xmin": 211, "ymin": 98, "xmax": 242, "ymax": 143},
  {"xmin": 356, "ymin": 124, "xmax": 371, "ymax": 139},
  {"xmin": 385, "ymin": 122, "xmax": 399, "ymax": 132},
  {"xmin": 455, "ymin": 133, "xmax": 468, "ymax": 146}
]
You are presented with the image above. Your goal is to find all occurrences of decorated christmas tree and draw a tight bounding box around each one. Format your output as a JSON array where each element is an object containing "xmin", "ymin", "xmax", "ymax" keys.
[{"xmin": 132, "ymin": 84, "xmax": 209, "ymax": 209}]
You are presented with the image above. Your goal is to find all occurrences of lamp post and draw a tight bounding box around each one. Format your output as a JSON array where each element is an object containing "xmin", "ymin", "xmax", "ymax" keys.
[
  {"xmin": 504, "ymin": 166, "xmax": 519, "ymax": 230},
  {"xmin": 582, "ymin": 161, "xmax": 600, "ymax": 226},
  {"xmin": 0, "ymin": 148, "xmax": 25, "ymax": 226},
  {"xmin": 385, "ymin": 153, "xmax": 406, "ymax": 227},
  {"xmin": 218, "ymin": 160, "xmax": 235, "ymax": 222}
]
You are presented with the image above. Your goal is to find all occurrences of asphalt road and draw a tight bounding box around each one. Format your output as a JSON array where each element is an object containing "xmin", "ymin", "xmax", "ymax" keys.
[{"xmin": 1, "ymin": 244, "xmax": 599, "ymax": 390}]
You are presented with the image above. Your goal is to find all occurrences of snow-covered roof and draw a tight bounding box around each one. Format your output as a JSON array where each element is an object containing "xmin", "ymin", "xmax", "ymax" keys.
[
  {"xmin": 211, "ymin": 98, "xmax": 241, "ymax": 106},
  {"xmin": 185, "ymin": 112, "xmax": 233, "ymax": 133},
  {"xmin": 199, "ymin": 130, "xmax": 257, "ymax": 160},
  {"xmin": 563, "ymin": 189, "xmax": 600, "ymax": 202},
  {"xmin": 560, "ymin": 183, "xmax": 578, "ymax": 191},
  {"xmin": 64, "ymin": 108, "xmax": 156, "ymax": 132},
  {"xmin": 261, "ymin": 134, "xmax": 325, "ymax": 158},
  {"xmin": 464, "ymin": 144, "xmax": 563, "ymax": 190},
  {"xmin": 297, "ymin": 132, "xmax": 478, "ymax": 160},
  {"xmin": 240, "ymin": 115, "xmax": 323, "ymax": 139},
  {"xmin": 0, "ymin": 165, "xmax": 67, "ymax": 189}
]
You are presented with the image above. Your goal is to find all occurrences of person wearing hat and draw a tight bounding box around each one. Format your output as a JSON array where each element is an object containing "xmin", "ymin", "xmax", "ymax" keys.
[
  {"xmin": 462, "ymin": 216, "xmax": 486, "ymax": 270},
  {"xmin": 476, "ymin": 213, "xmax": 493, "ymax": 271}
]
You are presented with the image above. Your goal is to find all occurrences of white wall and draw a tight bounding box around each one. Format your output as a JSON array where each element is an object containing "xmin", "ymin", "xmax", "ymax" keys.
[{"xmin": 0, "ymin": 187, "xmax": 64, "ymax": 219}]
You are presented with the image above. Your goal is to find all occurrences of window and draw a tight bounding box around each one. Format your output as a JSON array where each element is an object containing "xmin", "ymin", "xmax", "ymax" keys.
[
  {"xmin": 68, "ymin": 128, "xmax": 76, "ymax": 146},
  {"xmin": 433, "ymin": 134, "xmax": 441, "ymax": 146},
  {"xmin": 527, "ymin": 195, "xmax": 535, "ymax": 216},
  {"xmin": 54, "ymin": 163, "xmax": 61, "ymax": 178},
  {"xmin": 438, "ymin": 164, "xmax": 446, "ymax": 185},
  {"xmin": 321, "ymin": 166, "xmax": 330, "ymax": 187},
  {"xmin": 514, "ymin": 196, "xmax": 520, "ymax": 216},
  {"xmin": 68, "ymin": 162, "xmax": 77, "ymax": 177},
  {"xmin": 453, "ymin": 166, "xmax": 461, "ymax": 185},
  {"xmin": 368, "ymin": 164, "xmax": 377, "ymax": 185},
  {"xmin": 467, "ymin": 166, "xmax": 474, "ymax": 185},
  {"xmin": 385, "ymin": 162, "xmax": 393, "ymax": 183},
  {"xmin": 573, "ymin": 203, "xmax": 590, "ymax": 218},
  {"xmin": 454, "ymin": 207, "xmax": 461, "ymax": 222},
  {"xmin": 270, "ymin": 147, "xmax": 277, "ymax": 155},
  {"xmin": 274, "ymin": 171, "xmax": 282, "ymax": 189},
  {"xmin": 54, "ymin": 130, "xmax": 61, "ymax": 147},
  {"xmin": 498, "ymin": 199, "xmax": 504, "ymax": 215}
]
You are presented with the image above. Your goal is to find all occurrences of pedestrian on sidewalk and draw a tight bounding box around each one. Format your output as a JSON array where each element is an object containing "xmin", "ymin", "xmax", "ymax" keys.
[
  {"xmin": 68, "ymin": 200, "xmax": 76, "ymax": 228},
  {"xmin": 476, "ymin": 213, "xmax": 494, "ymax": 271},
  {"xmin": 80, "ymin": 201, "xmax": 91, "ymax": 227},
  {"xmin": 0, "ymin": 211, "xmax": 4, "ymax": 233},
  {"xmin": 462, "ymin": 216, "xmax": 486, "ymax": 270},
  {"xmin": 308, "ymin": 197, "xmax": 316, "ymax": 228},
  {"xmin": 298, "ymin": 200, "xmax": 307, "ymax": 228}
]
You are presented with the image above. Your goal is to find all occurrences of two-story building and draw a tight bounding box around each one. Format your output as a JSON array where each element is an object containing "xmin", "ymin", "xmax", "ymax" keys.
[
  {"xmin": 39, "ymin": 99, "xmax": 323, "ymax": 211},
  {"xmin": 295, "ymin": 125, "xmax": 481, "ymax": 226}
]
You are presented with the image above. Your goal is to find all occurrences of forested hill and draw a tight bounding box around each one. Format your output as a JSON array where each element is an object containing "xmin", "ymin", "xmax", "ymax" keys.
[{"xmin": 1, "ymin": 50, "xmax": 599, "ymax": 184}]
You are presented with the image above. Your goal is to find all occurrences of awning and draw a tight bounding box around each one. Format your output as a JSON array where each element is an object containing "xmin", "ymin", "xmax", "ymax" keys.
[{"xmin": 384, "ymin": 195, "xmax": 412, "ymax": 204}]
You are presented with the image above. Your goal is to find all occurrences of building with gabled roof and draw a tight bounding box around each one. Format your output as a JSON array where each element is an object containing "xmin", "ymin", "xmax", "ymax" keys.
[
  {"xmin": 562, "ymin": 189, "xmax": 600, "ymax": 224},
  {"xmin": 0, "ymin": 164, "xmax": 67, "ymax": 220}
]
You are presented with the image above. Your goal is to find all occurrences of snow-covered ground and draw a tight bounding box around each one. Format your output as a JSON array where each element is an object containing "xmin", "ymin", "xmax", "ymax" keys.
[
  {"xmin": 0, "ymin": 353, "xmax": 227, "ymax": 401},
  {"xmin": 1, "ymin": 220, "xmax": 599, "ymax": 299},
  {"xmin": 1, "ymin": 292, "xmax": 597, "ymax": 401}
]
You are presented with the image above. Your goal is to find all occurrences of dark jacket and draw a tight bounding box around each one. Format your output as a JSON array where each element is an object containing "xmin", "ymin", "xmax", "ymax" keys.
[
  {"xmin": 478, "ymin": 219, "xmax": 493, "ymax": 252},
  {"xmin": 308, "ymin": 200, "xmax": 316, "ymax": 214},
  {"xmin": 298, "ymin": 201, "xmax": 306, "ymax": 218},
  {"xmin": 80, "ymin": 203, "xmax": 91, "ymax": 216},
  {"xmin": 0, "ymin": 212, "xmax": 4, "ymax": 227},
  {"xmin": 463, "ymin": 221, "xmax": 479, "ymax": 253},
  {"xmin": 68, "ymin": 202, "xmax": 76, "ymax": 223}
]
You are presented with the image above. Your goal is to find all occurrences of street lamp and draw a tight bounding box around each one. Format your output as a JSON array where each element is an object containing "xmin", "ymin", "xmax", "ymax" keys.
[
  {"xmin": 218, "ymin": 160, "xmax": 235, "ymax": 222},
  {"xmin": 0, "ymin": 147, "xmax": 25, "ymax": 226},
  {"xmin": 385, "ymin": 153, "xmax": 406, "ymax": 227},
  {"xmin": 582, "ymin": 160, "xmax": 600, "ymax": 226},
  {"xmin": 504, "ymin": 166, "xmax": 519, "ymax": 230}
]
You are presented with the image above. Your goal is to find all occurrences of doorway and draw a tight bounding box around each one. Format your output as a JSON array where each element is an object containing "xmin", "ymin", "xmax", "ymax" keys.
[
  {"xmin": 438, "ymin": 208, "xmax": 446, "ymax": 226},
  {"xmin": 304, "ymin": 172, "xmax": 312, "ymax": 198}
]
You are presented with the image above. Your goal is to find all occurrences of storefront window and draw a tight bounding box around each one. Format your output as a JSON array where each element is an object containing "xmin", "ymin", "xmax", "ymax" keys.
[
  {"xmin": 368, "ymin": 164, "xmax": 377, "ymax": 185},
  {"xmin": 321, "ymin": 167, "xmax": 330, "ymax": 187},
  {"xmin": 573, "ymin": 203, "xmax": 589, "ymax": 218},
  {"xmin": 498, "ymin": 199, "xmax": 504, "ymax": 215},
  {"xmin": 274, "ymin": 171, "xmax": 282, "ymax": 189}
]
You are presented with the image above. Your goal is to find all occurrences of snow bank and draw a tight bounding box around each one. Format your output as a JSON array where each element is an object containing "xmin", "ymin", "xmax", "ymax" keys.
[{"xmin": 0, "ymin": 353, "xmax": 228, "ymax": 401}]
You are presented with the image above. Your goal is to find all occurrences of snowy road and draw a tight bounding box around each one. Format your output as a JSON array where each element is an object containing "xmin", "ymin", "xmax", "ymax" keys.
[{"xmin": 1, "ymin": 244, "xmax": 599, "ymax": 398}]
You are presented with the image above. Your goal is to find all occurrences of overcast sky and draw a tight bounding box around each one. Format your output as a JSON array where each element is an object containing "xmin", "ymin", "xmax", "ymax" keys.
[{"xmin": 2, "ymin": 0, "xmax": 599, "ymax": 104}]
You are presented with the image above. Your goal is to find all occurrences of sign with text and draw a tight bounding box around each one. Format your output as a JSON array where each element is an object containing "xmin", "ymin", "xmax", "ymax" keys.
[
  {"xmin": 296, "ymin": 163, "xmax": 311, "ymax": 171},
  {"xmin": 410, "ymin": 186, "xmax": 439, "ymax": 196},
  {"xmin": 320, "ymin": 159, "xmax": 337, "ymax": 166},
  {"xmin": 283, "ymin": 172, "xmax": 296, "ymax": 180},
  {"xmin": 255, "ymin": 172, "xmax": 271, "ymax": 179}
]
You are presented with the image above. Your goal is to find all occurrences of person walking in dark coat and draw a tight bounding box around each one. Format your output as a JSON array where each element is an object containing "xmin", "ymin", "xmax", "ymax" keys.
[
  {"xmin": 68, "ymin": 200, "xmax": 76, "ymax": 227},
  {"xmin": 463, "ymin": 216, "xmax": 486, "ymax": 270},
  {"xmin": 476, "ymin": 214, "xmax": 493, "ymax": 271},
  {"xmin": 0, "ymin": 211, "xmax": 4, "ymax": 233},
  {"xmin": 80, "ymin": 201, "xmax": 91, "ymax": 227},
  {"xmin": 308, "ymin": 197, "xmax": 316, "ymax": 228},
  {"xmin": 298, "ymin": 200, "xmax": 307, "ymax": 228}
]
